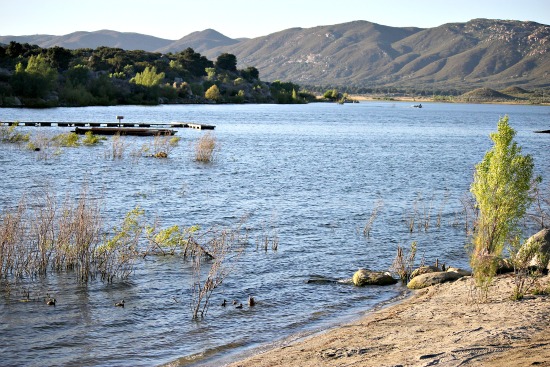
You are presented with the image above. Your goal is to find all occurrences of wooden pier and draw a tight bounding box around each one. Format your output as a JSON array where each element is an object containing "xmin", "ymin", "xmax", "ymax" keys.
[
  {"xmin": 0, "ymin": 121, "xmax": 215, "ymax": 130},
  {"xmin": 73, "ymin": 127, "xmax": 176, "ymax": 136}
]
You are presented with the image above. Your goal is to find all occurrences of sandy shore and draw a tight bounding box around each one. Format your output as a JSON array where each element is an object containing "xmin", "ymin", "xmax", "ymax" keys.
[{"xmin": 227, "ymin": 274, "xmax": 550, "ymax": 367}]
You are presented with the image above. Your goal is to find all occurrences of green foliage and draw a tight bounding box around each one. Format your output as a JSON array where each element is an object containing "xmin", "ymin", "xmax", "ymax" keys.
[
  {"xmin": 145, "ymin": 224, "xmax": 200, "ymax": 256},
  {"xmin": 240, "ymin": 66, "xmax": 259, "ymax": 81},
  {"xmin": 0, "ymin": 42, "xmax": 303, "ymax": 106},
  {"xmin": 66, "ymin": 64, "xmax": 92, "ymax": 86},
  {"xmin": 130, "ymin": 66, "xmax": 165, "ymax": 87},
  {"xmin": 97, "ymin": 206, "xmax": 144, "ymax": 282},
  {"xmin": 11, "ymin": 54, "xmax": 58, "ymax": 98},
  {"xmin": 205, "ymin": 84, "xmax": 221, "ymax": 102},
  {"xmin": 215, "ymin": 53, "xmax": 237, "ymax": 71},
  {"xmin": 323, "ymin": 89, "xmax": 340, "ymax": 100},
  {"xmin": 52, "ymin": 132, "xmax": 80, "ymax": 147},
  {"xmin": 470, "ymin": 116, "xmax": 535, "ymax": 298},
  {"xmin": 82, "ymin": 131, "xmax": 105, "ymax": 145},
  {"xmin": 0, "ymin": 125, "xmax": 30, "ymax": 143},
  {"xmin": 205, "ymin": 67, "xmax": 217, "ymax": 81}
]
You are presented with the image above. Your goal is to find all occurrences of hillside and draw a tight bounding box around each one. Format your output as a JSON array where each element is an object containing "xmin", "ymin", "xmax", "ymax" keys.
[
  {"xmin": 0, "ymin": 30, "xmax": 175, "ymax": 52},
  {"xmin": 155, "ymin": 29, "xmax": 242, "ymax": 54},
  {"xmin": 1, "ymin": 19, "xmax": 548, "ymax": 90},
  {"xmin": 204, "ymin": 19, "xmax": 549, "ymax": 90}
]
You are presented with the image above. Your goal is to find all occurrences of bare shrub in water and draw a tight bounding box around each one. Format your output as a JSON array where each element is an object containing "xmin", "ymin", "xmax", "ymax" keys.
[
  {"xmin": 363, "ymin": 199, "xmax": 383, "ymax": 238},
  {"xmin": 104, "ymin": 133, "xmax": 126, "ymax": 159},
  {"xmin": 256, "ymin": 215, "xmax": 279, "ymax": 252},
  {"xmin": 194, "ymin": 132, "xmax": 217, "ymax": 162},
  {"xmin": 529, "ymin": 182, "xmax": 550, "ymax": 229},
  {"xmin": 390, "ymin": 241, "xmax": 417, "ymax": 282},
  {"xmin": 53, "ymin": 189, "xmax": 102, "ymax": 281},
  {"xmin": 0, "ymin": 187, "xmax": 103, "ymax": 283},
  {"xmin": 191, "ymin": 222, "xmax": 247, "ymax": 319},
  {"xmin": 0, "ymin": 198, "xmax": 29, "ymax": 279},
  {"xmin": 143, "ymin": 134, "xmax": 180, "ymax": 158}
]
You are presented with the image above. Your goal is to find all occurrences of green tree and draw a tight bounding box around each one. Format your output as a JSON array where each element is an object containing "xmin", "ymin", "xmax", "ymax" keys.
[
  {"xmin": 12, "ymin": 54, "xmax": 58, "ymax": 98},
  {"xmin": 470, "ymin": 115, "xmax": 535, "ymax": 298},
  {"xmin": 323, "ymin": 89, "xmax": 340, "ymax": 100},
  {"xmin": 130, "ymin": 66, "xmax": 165, "ymax": 87},
  {"xmin": 240, "ymin": 66, "xmax": 259, "ymax": 81},
  {"xmin": 215, "ymin": 53, "xmax": 237, "ymax": 71},
  {"xmin": 176, "ymin": 48, "xmax": 213, "ymax": 77},
  {"xmin": 205, "ymin": 84, "xmax": 221, "ymax": 102},
  {"xmin": 46, "ymin": 46, "xmax": 73, "ymax": 70}
]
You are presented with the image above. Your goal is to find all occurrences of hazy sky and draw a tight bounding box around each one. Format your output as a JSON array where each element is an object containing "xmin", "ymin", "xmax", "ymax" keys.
[{"xmin": 2, "ymin": 0, "xmax": 549, "ymax": 40}]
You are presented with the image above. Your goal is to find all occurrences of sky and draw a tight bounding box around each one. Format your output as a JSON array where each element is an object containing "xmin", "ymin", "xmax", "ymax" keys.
[{"xmin": 2, "ymin": 0, "xmax": 549, "ymax": 40}]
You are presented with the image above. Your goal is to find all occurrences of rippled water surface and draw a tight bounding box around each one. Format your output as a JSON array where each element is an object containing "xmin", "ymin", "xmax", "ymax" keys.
[{"xmin": 1, "ymin": 102, "xmax": 549, "ymax": 366}]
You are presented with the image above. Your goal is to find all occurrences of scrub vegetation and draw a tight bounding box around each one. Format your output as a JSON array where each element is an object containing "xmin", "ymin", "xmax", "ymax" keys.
[{"xmin": 0, "ymin": 42, "xmax": 314, "ymax": 107}]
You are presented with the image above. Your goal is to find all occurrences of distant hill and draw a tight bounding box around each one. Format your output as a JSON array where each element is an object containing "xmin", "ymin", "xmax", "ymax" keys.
[
  {"xmin": 458, "ymin": 87, "xmax": 516, "ymax": 102},
  {"xmin": 0, "ymin": 29, "xmax": 241, "ymax": 54},
  {"xmin": 203, "ymin": 19, "xmax": 550, "ymax": 90},
  {"xmin": 0, "ymin": 30, "xmax": 174, "ymax": 51},
  {"xmin": 155, "ymin": 29, "xmax": 242, "ymax": 54},
  {"xmin": 1, "ymin": 18, "xmax": 548, "ymax": 90}
]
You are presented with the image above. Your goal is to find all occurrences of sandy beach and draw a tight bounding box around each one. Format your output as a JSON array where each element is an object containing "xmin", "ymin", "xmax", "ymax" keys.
[{"xmin": 227, "ymin": 274, "xmax": 550, "ymax": 367}]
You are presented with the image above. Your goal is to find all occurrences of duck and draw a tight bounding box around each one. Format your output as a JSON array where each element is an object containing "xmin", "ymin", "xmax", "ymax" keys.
[
  {"xmin": 46, "ymin": 298, "xmax": 56, "ymax": 306},
  {"xmin": 232, "ymin": 300, "xmax": 238, "ymax": 305},
  {"xmin": 221, "ymin": 299, "xmax": 227, "ymax": 307},
  {"xmin": 115, "ymin": 300, "xmax": 125, "ymax": 307},
  {"xmin": 248, "ymin": 296, "xmax": 256, "ymax": 307},
  {"xmin": 235, "ymin": 303, "xmax": 243, "ymax": 309}
]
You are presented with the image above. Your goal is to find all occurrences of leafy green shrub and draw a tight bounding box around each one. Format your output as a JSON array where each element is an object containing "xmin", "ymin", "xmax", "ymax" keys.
[
  {"xmin": 470, "ymin": 116, "xmax": 535, "ymax": 300},
  {"xmin": 52, "ymin": 132, "xmax": 80, "ymax": 147},
  {"xmin": 82, "ymin": 131, "xmax": 104, "ymax": 145}
]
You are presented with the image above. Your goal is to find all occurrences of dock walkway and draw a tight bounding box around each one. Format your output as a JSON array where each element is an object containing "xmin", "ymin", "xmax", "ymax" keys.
[{"xmin": 0, "ymin": 121, "xmax": 215, "ymax": 130}]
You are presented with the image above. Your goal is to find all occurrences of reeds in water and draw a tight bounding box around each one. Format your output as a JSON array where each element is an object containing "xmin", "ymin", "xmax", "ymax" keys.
[{"xmin": 194, "ymin": 133, "xmax": 217, "ymax": 163}]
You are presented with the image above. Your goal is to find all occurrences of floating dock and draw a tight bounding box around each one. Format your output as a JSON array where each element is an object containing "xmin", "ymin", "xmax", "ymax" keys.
[
  {"xmin": 0, "ymin": 121, "xmax": 215, "ymax": 130},
  {"xmin": 73, "ymin": 127, "xmax": 176, "ymax": 136}
]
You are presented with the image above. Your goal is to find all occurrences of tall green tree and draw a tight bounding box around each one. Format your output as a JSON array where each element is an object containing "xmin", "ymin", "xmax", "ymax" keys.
[
  {"xmin": 130, "ymin": 66, "xmax": 165, "ymax": 87},
  {"xmin": 470, "ymin": 115, "xmax": 535, "ymax": 298},
  {"xmin": 12, "ymin": 54, "xmax": 58, "ymax": 98}
]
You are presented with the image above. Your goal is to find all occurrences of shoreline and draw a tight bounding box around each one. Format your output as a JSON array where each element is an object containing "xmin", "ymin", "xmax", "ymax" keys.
[{"xmin": 225, "ymin": 274, "xmax": 550, "ymax": 367}]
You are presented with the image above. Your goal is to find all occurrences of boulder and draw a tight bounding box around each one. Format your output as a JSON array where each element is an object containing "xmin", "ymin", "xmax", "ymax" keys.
[
  {"xmin": 407, "ymin": 271, "xmax": 464, "ymax": 289},
  {"xmin": 410, "ymin": 265, "xmax": 440, "ymax": 279},
  {"xmin": 446, "ymin": 267, "xmax": 472, "ymax": 276},
  {"xmin": 520, "ymin": 229, "xmax": 550, "ymax": 270},
  {"xmin": 352, "ymin": 269, "xmax": 397, "ymax": 286}
]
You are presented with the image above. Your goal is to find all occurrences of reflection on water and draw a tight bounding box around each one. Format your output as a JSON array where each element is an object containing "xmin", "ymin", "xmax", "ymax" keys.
[{"xmin": 1, "ymin": 102, "xmax": 549, "ymax": 366}]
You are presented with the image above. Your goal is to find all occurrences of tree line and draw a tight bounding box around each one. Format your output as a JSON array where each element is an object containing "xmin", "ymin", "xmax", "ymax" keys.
[{"xmin": 0, "ymin": 41, "xmax": 315, "ymax": 107}]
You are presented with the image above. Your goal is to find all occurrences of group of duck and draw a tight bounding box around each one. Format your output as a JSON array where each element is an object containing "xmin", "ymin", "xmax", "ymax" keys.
[
  {"xmin": 34, "ymin": 296, "xmax": 250, "ymax": 309},
  {"xmin": 221, "ymin": 295, "xmax": 255, "ymax": 309},
  {"xmin": 45, "ymin": 298, "xmax": 124, "ymax": 307}
]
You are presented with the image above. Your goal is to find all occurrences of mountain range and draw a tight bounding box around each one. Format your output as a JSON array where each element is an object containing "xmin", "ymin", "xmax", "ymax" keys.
[{"xmin": 2, "ymin": 19, "xmax": 548, "ymax": 90}]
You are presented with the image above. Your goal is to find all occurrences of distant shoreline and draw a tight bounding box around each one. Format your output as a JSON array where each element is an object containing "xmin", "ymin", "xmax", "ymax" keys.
[{"xmin": 349, "ymin": 94, "xmax": 550, "ymax": 106}]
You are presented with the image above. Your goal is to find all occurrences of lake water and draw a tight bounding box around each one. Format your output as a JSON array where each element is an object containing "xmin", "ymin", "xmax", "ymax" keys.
[{"xmin": 0, "ymin": 102, "xmax": 549, "ymax": 366}]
